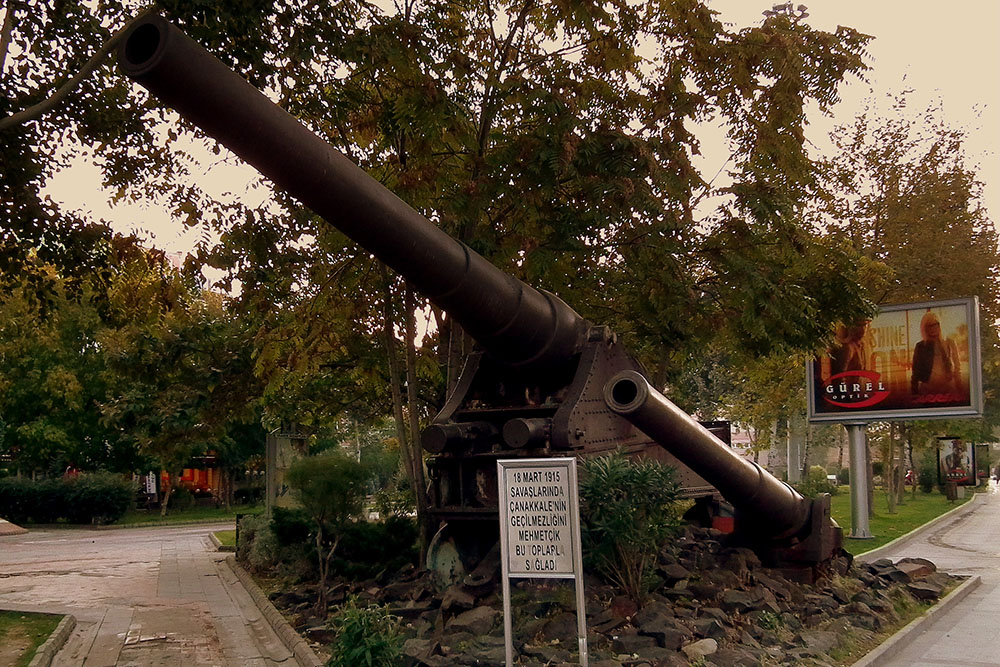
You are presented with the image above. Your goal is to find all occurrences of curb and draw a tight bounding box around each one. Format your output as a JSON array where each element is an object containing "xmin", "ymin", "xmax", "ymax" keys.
[
  {"xmin": 851, "ymin": 574, "xmax": 981, "ymax": 667},
  {"xmin": 0, "ymin": 518, "xmax": 28, "ymax": 536},
  {"xmin": 223, "ymin": 555, "xmax": 324, "ymax": 667},
  {"xmin": 855, "ymin": 492, "xmax": 985, "ymax": 563},
  {"xmin": 27, "ymin": 614, "xmax": 77, "ymax": 667}
]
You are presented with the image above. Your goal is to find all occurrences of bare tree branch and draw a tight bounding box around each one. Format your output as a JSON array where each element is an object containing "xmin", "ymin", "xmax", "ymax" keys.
[{"xmin": 0, "ymin": 4, "xmax": 159, "ymax": 133}]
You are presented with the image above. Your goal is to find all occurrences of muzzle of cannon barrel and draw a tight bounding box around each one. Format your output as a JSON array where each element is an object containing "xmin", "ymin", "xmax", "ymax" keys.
[
  {"xmin": 604, "ymin": 371, "xmax": 813, "ymax": 542},
  {"xmin": 117, "ymin": 15, "xmax": 588, "ymax": 369}
]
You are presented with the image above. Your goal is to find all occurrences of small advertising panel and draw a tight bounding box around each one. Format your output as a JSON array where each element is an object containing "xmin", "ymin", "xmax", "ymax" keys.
[
  {"xmin": 807, "ymin": 298, "xmax": 982, "ymax": 422},
  {"xmin": 937, "ymin": 437, "xmax": 975, "ymax": 486}
]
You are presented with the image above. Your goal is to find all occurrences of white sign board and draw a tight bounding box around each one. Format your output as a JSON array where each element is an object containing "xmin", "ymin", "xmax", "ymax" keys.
[
  {"xmin": 502, "ymin": 465, "xmax": 575, "ymax": 575},
  {"xmin": 498, "ymin": 458, "xmax": 587, "ymax": 666}
]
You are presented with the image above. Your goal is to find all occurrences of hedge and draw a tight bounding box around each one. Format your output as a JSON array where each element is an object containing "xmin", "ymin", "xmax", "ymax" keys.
[{"xmin": 0, "ymin": 473, "xmax": 135, "ymax": 524}]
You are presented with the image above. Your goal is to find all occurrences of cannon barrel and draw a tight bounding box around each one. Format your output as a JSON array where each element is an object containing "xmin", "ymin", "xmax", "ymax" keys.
[
  {"xmin": 117, "ymin": 14, "xmax": 587, "ymax": 368},
  {"xmin": 604, "ymin": 371, "xmax": 813, "ymax": 541}
]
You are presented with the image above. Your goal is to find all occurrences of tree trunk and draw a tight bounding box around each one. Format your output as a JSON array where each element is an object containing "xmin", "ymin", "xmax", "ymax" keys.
[
  {"xmin": 380, "ymin": 268, "xmax": 430, "ymax": 564},
  {"xmin": 404, "ymin": 284, "xmax": 430, "ymax": 564},
  {"xmin": 865, "ymin": 440, "xmax": 874, "ymax": 518},
  {"xmin": 886, "ymin": 423, "xmax": 897, "ymax": 514}
]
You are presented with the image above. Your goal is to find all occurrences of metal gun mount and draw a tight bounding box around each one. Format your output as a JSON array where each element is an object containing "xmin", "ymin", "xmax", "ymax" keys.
[{"xmin": 118, "ymin": 15, "xmax": 843, "ymax": 575}]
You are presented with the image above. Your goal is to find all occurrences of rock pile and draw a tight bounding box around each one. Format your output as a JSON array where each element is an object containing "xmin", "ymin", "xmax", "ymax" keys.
[{"xmin": 268, "ymin": 525, "xmax": 959, "ymax": 666}]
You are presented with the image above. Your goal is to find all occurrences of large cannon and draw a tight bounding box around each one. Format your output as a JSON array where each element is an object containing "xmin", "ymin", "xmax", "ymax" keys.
[{"xmin": 117, "ymin": 15, "xmax": 843, "ymax": 574}]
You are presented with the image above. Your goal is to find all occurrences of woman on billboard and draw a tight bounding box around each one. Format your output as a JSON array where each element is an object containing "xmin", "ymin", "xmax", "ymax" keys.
[{"xmin": 910, "ymin": 311, "xmax": 960, "ymax": 395}]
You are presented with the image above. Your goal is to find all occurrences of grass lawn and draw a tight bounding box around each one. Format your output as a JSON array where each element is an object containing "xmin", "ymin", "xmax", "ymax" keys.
[
  {"xmin": 214, "ymin": 529, "xmax": 236, "ymax": 547},
  {"xmin": 831, "ymin": 484, "xmax": 977, "ymax": 556},
  {"xmin": 0, "ymin": 610, "xmax": 63, "ymax": 667},
  {"xmin": 116, "ymin": 504, "xmax": 261, "ymax": 526}
]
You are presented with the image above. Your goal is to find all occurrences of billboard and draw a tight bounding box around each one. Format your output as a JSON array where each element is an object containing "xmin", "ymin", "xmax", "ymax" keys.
[
  {"xmin": 807, "ymin": 298, "xmax": 982, "ymax": 422},
  {"xmin": 937, "ymin": 437, "xmax": 975, "ymax": 486}
]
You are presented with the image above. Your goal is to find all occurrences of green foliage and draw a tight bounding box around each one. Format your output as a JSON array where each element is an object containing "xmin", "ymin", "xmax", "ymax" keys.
[
  {"xmin": 326, "ymin": 597, "xmax": 403, "ymax": 667},
  {"xmin": 0, "ymin": 473, "xmax": 134, "ymax": 524},
  {"xmin": 270, "ymin": 506, "xmax": 313, "ymax": 547},
  {"xmin": 332, "ymin": 516, "xmax": 419, "ymax": 580},
  {"xmin": 286, "ymin": 453, "xmax": 371, "ymax": 534},
  {"xmin": 371, "ymin": 469, "xmax": 415, "ymax": 520},
  {"xmin": 794, "ymin": 465, "xmax": 838, "ymax": 498},
  {"xmin": 236, "ymin": 513, "xmax": 280, "ymax": 573},
  {"xmin": 579, "ymin": 452, "xmax": 682, "ymax": 605},
  {"xmin": 63, "ymin": 472, "xmax": 136, "ymax": 524},
  {"xmin": 286, "ymin": 452, "xmax": 373, "ymax": 613},
  {"xmin": 168, "ymin": 486, "xmax": 195, "ymax": 511},
  {"xmin": 838, "ymin": 468, "xmax": 851, "ymax": 485}
]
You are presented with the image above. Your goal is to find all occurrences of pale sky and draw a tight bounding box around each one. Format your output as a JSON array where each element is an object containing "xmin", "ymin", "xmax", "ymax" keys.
[{"xmin": 44, "ymin": 0, "xmax": 1000, "ymax": 255}]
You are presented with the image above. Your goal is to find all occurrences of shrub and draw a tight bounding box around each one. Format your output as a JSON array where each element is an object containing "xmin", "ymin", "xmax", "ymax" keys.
[
  {"xmin": 327, "ymin": 597, "xmax": 402, "ymax": 667},
  {"xmin": 286, "ymin": 453, "xmax": 372, "ymax": 615},
  {"xmin": 794, "ymin": 465, "xmax": 838, "ymax": 498},
  {"xmin": 169, "ymin": 486, "xmax": 195, "ymax": 511},
  {"xmin": 371, "ymin": 470, "xmax": 414, "ymax": 520},
  {"xmin": 63, "ymin": 473, "xmax": 135, "ymax": 524},
  {"xmin": 332, "ymin": 516, "xmax": 418, "ymax": 580},
  {"xmin": 837, "ymin": 467, "xmax": 850, "ymax": 485},
  {"xmin": 271, "ymin": 506, "xmax": 312, "ymax": 547},
  {"xmin": 918, "ymin": 467, "xmax": 935, "ymax": 493},
  {"xmin": 0, "ymin": 473, "xmax": 134, "ymax": 524},
  {"xmin": 579, "ymin": 452, "xmax": 682, "ymax": 606},
  {"xmin": 236, "ymin": 513, "xmax": 280, "ymax": 573}
]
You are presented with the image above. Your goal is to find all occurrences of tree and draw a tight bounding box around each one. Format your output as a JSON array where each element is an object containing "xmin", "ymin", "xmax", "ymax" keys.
[
  {"xmin": 813, "ymin": 93, "xmax": 1000, "ymax": 504},
  {"xmin": 0, "ymin": 267, "xmax": 136, "ymax": 474},
  {"xmin": 6, "ymin": 2, "xmax": 878, "ymax": 541},
  {"xmin": 285, "ymin": 452, "xmax": 371, "ymax": 616},
  {"xmin": 100, "ymin": 251, "xmax": 262, "ymax": 514}
]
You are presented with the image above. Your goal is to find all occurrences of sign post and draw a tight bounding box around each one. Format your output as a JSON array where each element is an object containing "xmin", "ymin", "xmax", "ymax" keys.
[
  {"xmin": 498, "ymin": 458, "xmax": 587, "ymax": 667},
  {"xmin": 845, "ymin": 423, "xmax": 873, "ymax": 539}
]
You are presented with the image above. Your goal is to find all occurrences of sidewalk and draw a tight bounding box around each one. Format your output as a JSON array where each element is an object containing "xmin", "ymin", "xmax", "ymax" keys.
[
  {"xmin": 852, "ymin": 483, "xmax": 1000, "ymax": 666},
  {"xmin": 0, "ymin": 523, "xmax": 306, "ymax": 666}
]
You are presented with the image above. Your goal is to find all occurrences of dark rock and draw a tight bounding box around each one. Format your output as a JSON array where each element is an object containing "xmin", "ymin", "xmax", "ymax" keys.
[
  {"xmin": 632, "ymin": 600, "xmax": 672, "ymax": 627},
  {"xmin": 521, "ymin": 644, "xmax": 571, "ymax": 664},
  {"xmin": 540, "ymin": 611, "xmax": 580, "ymax": 643},
  {"xmin": 796, "ymin": 629, "xmax": 840, "ymax": 653},
  {"xmin": 700, "ymin": 607, "xmax": 728, "ymax": 623},
  {"xmin": 402, "ymin": 637, "xmax": 441, "ymax": 664},
  {"xmin": 681, "ymin": 638, "xmax": 718, "ymax": 660},
  {"xmin": 688, "ymin": 582, "xmax": 722, "ymax": 601},
  {"xmin": 711, "ymin": 646, "xmax": 762, "ymax": 667},
  {"xmin": 896, "ymin": 557, "xmax": 936, "ymax": 578},
  {"xmin": 804, "ymin": 593, "xmax": 840, "ymax": 612},
  {"xmin": 304, "ymin": 626, "xmax": 333, "ymax": 644},
  {"xmin": 611, "ymin": 631, "xmax": 658, "ymax": 653},
  {"xmin": 446, "ymin": 606, "xmax": 498, "ymax": 635},
  {"xmin": 610, "ymin": 595, "xmax": 639, "ymax": 620},
  {"xmin": 907, "ymin": 580, "xmax": 946, "ymax": 600},
  {"xmin": 640, "ymin": 626, "xmax": 687, "ymax": 650},
  {"xmin": 659, "ymin": 563, "xmax": 692, "ymax": 583},
  {"xmin": 440, "ymin": 585, "xmax": 476, "ymax": 613},
  {"xmin": 691, "ymin": 618, "xmax": 727, "ymax": 639},
  {"xmin": 720, "ymin": 590, "xmax": 754, "ymax": 614},
  {"xmin": 592, "ymin": 608, "xmax": 629, "ymax": 634},
  {"xmin": 754, "ymin": 571, "xmax": 792, "ymax": 601}
]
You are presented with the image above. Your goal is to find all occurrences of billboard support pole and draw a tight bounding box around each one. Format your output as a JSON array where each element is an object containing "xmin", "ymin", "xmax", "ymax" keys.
[{"xmin": 846, "ymin": 423, "xmax": 873, "ymax": 539}]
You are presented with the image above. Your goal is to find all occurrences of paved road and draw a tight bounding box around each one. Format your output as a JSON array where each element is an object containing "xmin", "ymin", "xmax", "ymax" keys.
[
  {"xmin": 857, "ymin": 483, "xmax": 1000, "ymax": 667},
  {"xmin": 0, "ymin": 523, "xmax": 295, "ymax": 666}
]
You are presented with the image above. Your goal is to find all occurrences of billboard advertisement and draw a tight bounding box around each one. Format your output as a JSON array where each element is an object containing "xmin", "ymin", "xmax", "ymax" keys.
[
  {"xmin": 807, "ymin": 298, "xmax": 983, "ymax": 422},
  {"xmin": 937, "ymin": 437, "xmax": 975, "ymax": 486}
]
